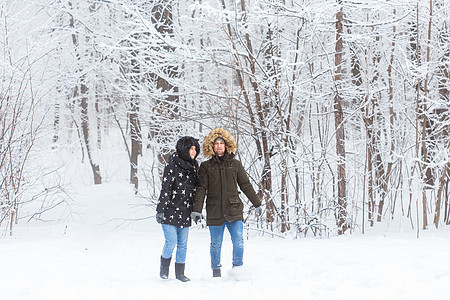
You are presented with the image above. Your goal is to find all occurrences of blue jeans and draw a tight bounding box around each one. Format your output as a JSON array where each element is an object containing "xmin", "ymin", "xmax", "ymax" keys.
[
  {"xmin": 161, "ymin": 224, "xmax": 189, "ymax": 263},
  {"xmin": 208, "ymin": 220, "xmax": 244, "ymax": 269}
]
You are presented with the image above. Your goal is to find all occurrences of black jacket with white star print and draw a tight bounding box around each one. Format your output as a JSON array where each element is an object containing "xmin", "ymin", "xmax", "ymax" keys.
[{"xmin": 156, "ymin": 152, "xmax": 200, "ymax": 228}]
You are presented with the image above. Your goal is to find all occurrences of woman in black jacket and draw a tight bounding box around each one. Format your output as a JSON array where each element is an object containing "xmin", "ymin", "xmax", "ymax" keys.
[{"xmin": 156, "ymin": 136, "xmax": 202, "ymax": 282}]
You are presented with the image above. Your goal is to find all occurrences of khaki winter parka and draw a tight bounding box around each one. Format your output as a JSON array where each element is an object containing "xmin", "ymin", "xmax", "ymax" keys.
[{"xmin": 193, "ymin": 128, "xmax": 261, "ymax": 226}]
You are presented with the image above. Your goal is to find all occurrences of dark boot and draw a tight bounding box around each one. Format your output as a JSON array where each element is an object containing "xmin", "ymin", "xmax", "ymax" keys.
[
  {"xmin": 175, "ymin": 263, "xmax": 190, "ymax": 282},
  {"xmin": 212, "ymin": 268, "xmax": 221, "ymax": 278},
  {"xmin": 160, "ymin": 256, "xmax": 171, "ymax": 279}
]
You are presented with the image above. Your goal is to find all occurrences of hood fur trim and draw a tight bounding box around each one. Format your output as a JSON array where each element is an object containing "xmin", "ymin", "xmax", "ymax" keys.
[{"xmin": 203, "ymin": 128, "xmax": 237, "ymax": 158}]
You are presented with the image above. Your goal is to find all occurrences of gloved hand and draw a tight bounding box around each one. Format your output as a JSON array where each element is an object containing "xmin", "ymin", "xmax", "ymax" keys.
[
  {"xmin": 255, "ymin": 206, "xmax": 263, "ymax": 217},
  {"xmin": 156, "ymin": 212, "xmax": 164, "ymax": 224},
  {"xmin": 191, "ymin": 211, "xmax": 204, "ymax": 224}
]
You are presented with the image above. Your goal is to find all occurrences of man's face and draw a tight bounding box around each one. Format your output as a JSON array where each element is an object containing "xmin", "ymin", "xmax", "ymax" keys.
[{"xmin": 214, "ymin": 140, "xmax": 225, "ymax": 157}]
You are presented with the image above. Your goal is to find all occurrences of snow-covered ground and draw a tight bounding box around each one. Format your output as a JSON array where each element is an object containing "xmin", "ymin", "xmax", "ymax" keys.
[{"xmin": 2, "ymin": 181, "xmax": 450, "ymax": 300}]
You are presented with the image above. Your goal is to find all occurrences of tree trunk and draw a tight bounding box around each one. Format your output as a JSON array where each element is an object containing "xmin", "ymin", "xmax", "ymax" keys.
[
  {"xmin": 69, "ymin": 1, "xmax": 101, "ymax": 185},
  {"xmin": 129, "ymin": 94, "xmax": 141, "ymax": 191},
  {"xmin": 80, "ymin": 81, "xmax": 102, "ymax": 185},
  {"xmin": 419, "ymin": 0, "xmax": 434, "ymax": 229},
  {"xmin": 386, "ymin": 9, "xmax": 397, "ymax": 218},
  {"xmin": 436, "ymin": 17, "xmax": 450, "ymax": 227},
  {"xmin": 150, "ymin": 0, "xmax": 179, "ymax": 170},
  {"xmin": 95, "ymin": 93, "xmax": 101, "ymax": 149},
  {"xmin": 129, "ymin": 45, "xmax": 142, "ymax": 191},
  {"xmin": 334, "ymin": 2, "xmax": 348, "ymax": 234},
  {"xmin": 445, "ymin": 180, "xmax": 450, "ymax": 225},
  {"xmin": 434, "ymin": 163, "xmax": 449, "ymax": 228},
  {"xmin": 53, "ymin": 101, "xmax": 60, "ymax": 145},
  {"xmin": 240, "ymin": 0, "xmax": 274, "ymax": 228}
]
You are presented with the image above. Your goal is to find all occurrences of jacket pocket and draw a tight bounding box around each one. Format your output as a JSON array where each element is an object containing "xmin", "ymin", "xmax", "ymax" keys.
[
  {"xmin": 226, "ymin": 195, "xmax": 243, "ymax": 218},
  {"xmin": 229, "ymin": 196, "xmax": 241, "ymax": 204},
  {"xmin": 206, "ymin": 197, "xmax": 222, "ymax": 222}
]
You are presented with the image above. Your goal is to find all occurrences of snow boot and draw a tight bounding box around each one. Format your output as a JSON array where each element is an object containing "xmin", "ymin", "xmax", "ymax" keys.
[
  {"xmin": 160, "ymin": 256, "xmax": 171, "ymax": 279},
  {"xmin": 212, "ymin": 268, "xmax": 221, "ymax": 278},
  {"xmin": 175, "ymin": 263, "xmax": 190, "ymax": 282}
]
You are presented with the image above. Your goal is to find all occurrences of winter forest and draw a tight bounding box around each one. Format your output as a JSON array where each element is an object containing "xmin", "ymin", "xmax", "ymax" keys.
[{"xmin": 2, "ymin": 0, "xmax": 450, "ymax": 238}]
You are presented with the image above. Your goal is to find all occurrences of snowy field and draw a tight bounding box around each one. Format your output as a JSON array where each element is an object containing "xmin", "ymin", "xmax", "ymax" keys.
[{"xmin": 2, "ymin": 181, "xmax": 450, "ymax": 300}]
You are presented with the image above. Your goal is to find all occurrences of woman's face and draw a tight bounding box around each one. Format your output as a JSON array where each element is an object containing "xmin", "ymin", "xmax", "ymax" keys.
[{"xmin": 189, "ymin": 146, "xmax": 197, "ymax": 159}]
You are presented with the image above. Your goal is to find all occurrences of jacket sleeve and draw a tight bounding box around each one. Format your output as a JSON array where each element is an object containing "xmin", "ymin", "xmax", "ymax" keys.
[
  {"xmin": 193, "ymin": 162, "xmax": 208, "ymax": 212},
  {"xmin": 236, "ymin": 160, "xmax": 261, "ymax": 208},
  {"xmin": 156, "ymin": 160, "xmax": 176, "ymax": 213}
]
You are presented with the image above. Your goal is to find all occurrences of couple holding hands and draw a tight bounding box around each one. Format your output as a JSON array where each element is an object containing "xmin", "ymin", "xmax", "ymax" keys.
[{"xmin": 155, "ymin": 128, "xmax": 263, "ymax": 282}]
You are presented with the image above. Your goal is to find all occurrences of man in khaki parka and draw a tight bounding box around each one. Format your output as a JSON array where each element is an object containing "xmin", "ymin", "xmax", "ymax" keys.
[{"xmin": 191, "ymin": 128, "xmax": 263, "ymax": 278}]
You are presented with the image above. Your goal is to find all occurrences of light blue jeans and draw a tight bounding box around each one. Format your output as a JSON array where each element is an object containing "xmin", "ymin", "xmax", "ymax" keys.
[
  {"xmin": 161, "ymin": 224, "xmax": 189, "ymax": 263},
  {"xmin": 208, "ymin": 220, "xmax": 244, "ymax": 269}
]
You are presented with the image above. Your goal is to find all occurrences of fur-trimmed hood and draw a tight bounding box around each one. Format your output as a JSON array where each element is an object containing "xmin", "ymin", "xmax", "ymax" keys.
[{"xmin": 203, "ymin": 128, "xmax": 237, "ymax": 158}]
